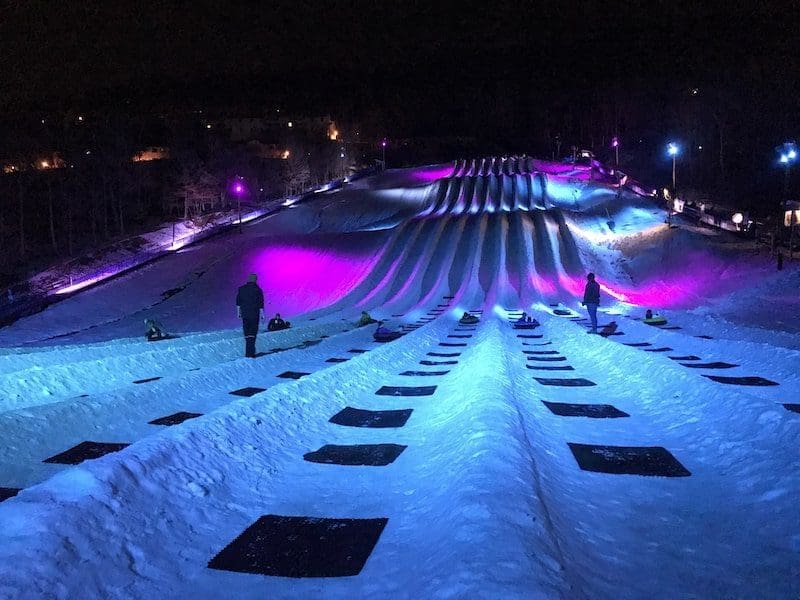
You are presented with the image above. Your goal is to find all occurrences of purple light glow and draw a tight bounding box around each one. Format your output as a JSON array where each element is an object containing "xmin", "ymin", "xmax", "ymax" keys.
[
  {"xmin": 233, "ymin": 182, "xmax": 245, "ymax": 195},
  {"xmin": 249, "ymin": 237, "xmax": 384, "ymax": 316}
]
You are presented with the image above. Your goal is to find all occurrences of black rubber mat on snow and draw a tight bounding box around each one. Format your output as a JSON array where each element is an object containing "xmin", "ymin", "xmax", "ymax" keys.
[
  {"xmin": 419, "ymin": 360, "xmax": 457, "ymax": 366},
  {"xmin": 523, "ymin": 341, "xmax": 552, "ymax": 346},
  {"xmin": 534, "ymin": 377, "xmax": 596, "ymax": 387},
  {"xmin": 43, "ymin": 441, "xmax": 130, "ymax": 465},
  {"xmin": 528, "ymin": 356, "xmax": 567, "ymax": 362},
  {"xmin": 348, "ymin": 349, "xmax": 367, "ymax": 353},
  {"xmin": 447, "ymin": 334, "xmax": 472, "ymax": 338},
  {"xmin": 643, "ymin": 347, "xmax": 673, "ymax": 352},
  {"xmin": 669, "ymin": 355, "xmax": 701, "ymax": 361},
  {"xmin": 230, "ymin": 387, "xmax": 267, "ymax": 397},
  {"xmin": 133, "ymin": 376, "xmax": 162, "ymax": 384},
  {"xmin": 326, "ymin": 358, "xmax": 349, "ymax": 363},
  {"xmin": 0, "ymin": 487, "xmax": 21, "ymax": 502},
  {"xmin": 149, "ymin": 411, "xmax": 203, "ymax": 426},
  {"xmin": 523, "ymin": 350, "xmax": 560, "ymax": 355},
  {"xmin": 330, "ymin": 407, "xmax": 413, "ymax": 428},
  {"xmin": 277, "ymin": 371, "xmax": 310, "ymax": 380},
  {"xmin": 427, "ymin": 352, "xmax": 460, "ymax": 357},
  {"xmin": 658, "ymin": 326, "xmax": 682, "ymax": 330},
  {"xmin": 376, "ymin": 385, "xmax": 437, "ymax": 396},
  {"xmin": 695, "ymin": 335, "xmax": 714, "ymax": 339},
  {"xmin": 439, "ymin": 342, "xmax": 466, "ymax": 347},
  {"xmin": 517, "ymin": 334, "xmax": 544, "ymax": 339},
  {"xmin": 527, "ymin": 365, "xmax": 575, "ymax": 371},
  {"xmin": 400, "ymin": 370, "xmax": 449, "ymax": 377},
  {"xmin": 623, "ymin": 342, "xmax": 652, "ymax": 347},
  {"xmin": 304, "ymin": 443, "xmax": 407, "ymax": 466},
  {"xmin": 553, "ymin": 309, "xmax": 573, "ymax": 316},
  {"xmin": 568, "ymin": 443, "xmax": 690, "ymax": 477},
  {"xmin": 680, "ymin": 362, "xmax": 738, "ymax": 369},
  {"xmin": 702, "ymin": 375, "xmax": 778, "ymax": 386},
  {"xmin": 543, "ymin": 401, "xmax": 629, "ymax": 418},
  {"xmin": 784, "ymin": 404, "xmax": 800, "ymax": 414},
  {"xmin": 208, "ymin": 515, "xmax": 388, "ymax": 577}
]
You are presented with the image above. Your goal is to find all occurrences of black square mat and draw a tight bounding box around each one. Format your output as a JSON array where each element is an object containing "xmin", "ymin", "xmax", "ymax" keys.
[
  {"xmin": 517, "ymin": 334, "xmax": 544, "ymax": 339},
  {"xmin": 680, "ymin": 362, "xmax": 738, "ymax": 369},
  {"xmin": 528, "ymin": 356, "xmax": 567, "ymax": 362},
  {"xmin": 277, "ymin": 371, "xmax": 310, "ymax": 380},
  {"xmin": 133, "ymin": 376, "xmax": 162, "ymax": 384},
  {"xmin": 0, "ymin": 487, "xmax": 21, "ymax": 502},
  {"xmin": 149, "ymin": 411, "xmax": 203, "ymax": 426},
  {"xmin": 43, "ymin": 441, "xmax": 130, "ymax": 465},
  {"xmin": 702, "ymin": 375, "xmax": 778, "ymax": 386},
  {"xmin": 400, "ymin": 370, "xmax": 449, "ymax": 376},
  {"xmin": 304, "ymin": 444, "xmax": 407, "ymax": 466},
  {"xmin": 326, "ymin": 358, "xmax": 349, "ymax": 363},
  {"xmin": 439, "ymin": 342, "xmax": 466, "ymax": 347},
  {"xmin": 427, "ymin": 352, "xmax": 460, "ymax": 357},
  {"xmin": 376, "ymin": 385, "xmax": 437, "ymax": 396},
  {"xmin": 523, "ymin": 341, "xmax": 552, "ymax": 346},
  {"xmin": 535, "ymin": 377, "xmax": 596, "ymax": 387},
  {"xmin": 527, "ymin": 365, "xmax": 575, "ymax": 371},
  {"xmin": 330, "ymin": 407, "xmax": 413, "ymax": 428},
  {"xmin": 230, "ymin": 387, "xmax": 267, "ymax": 397},
  {"xmin": 419, "ymin": 360, "xmax": 457, "ymax": 366},
  {"xmin": 568, "ymin": 443, "xmax": 690, "ymax": 477},
  {"xmin": 543, "ymin": 401, "xmax": 629, "ymax": 418},
  {"xmin": 523, "ymin": 350, "xmax": 560, "ymax": 355},
  {"xmin": 208, "ymin": 515, "xmax": 388, "ymax": 578},
  {"xmin": 447, "ymin": 334, "xmax": 472, "ymax": 338}
]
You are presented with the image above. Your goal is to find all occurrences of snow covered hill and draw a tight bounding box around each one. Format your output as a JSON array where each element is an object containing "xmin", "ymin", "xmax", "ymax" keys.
[{"xmin": 0, "ymin": 159, "xmax": 798, "ymax": 599}]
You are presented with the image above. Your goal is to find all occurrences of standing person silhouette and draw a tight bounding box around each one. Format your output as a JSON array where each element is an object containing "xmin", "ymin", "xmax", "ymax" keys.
[
  {"xmin": 236, "ymin": 273, "xmax": 265, "ymax": 357},
  {"xmin": 582, "ymin": 272, "xmax": 601, "ymax": 334}
]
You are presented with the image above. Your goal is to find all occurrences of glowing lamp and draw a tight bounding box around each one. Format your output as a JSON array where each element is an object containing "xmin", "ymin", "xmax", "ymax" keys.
[
  {"xmin": 287, "ymin": 121, "xmax": 293, "ymax": 128},
  {"xmin": 233, "ymin": 182, "xmax": 244, "ymax": 195},
  {"xmin": 381, "ymin": 140, "xmax": 387, "ymax": 148},
  {"xmin": 732, "ymin": 212, "xmax": 744, "ymax": 224},
  {"xmin": 667, "ymin": 142, "xmax": 679, "ymax": 157},
  {"xmin": 789, "ymin": 149, "xmax": 797, "ymax": 160},
  {"xmin": 780, "ymin": 154, "xmax": 789, "ymax": 164},
  {"xmin": 611, "ymin": 136, "xmax": 619, "ymax": 148}
]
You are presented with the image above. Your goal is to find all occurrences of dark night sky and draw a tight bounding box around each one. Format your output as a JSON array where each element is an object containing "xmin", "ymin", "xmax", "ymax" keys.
[{"xmin": 1, "ymin": 1, "xmax": 799, "ymax": 132}]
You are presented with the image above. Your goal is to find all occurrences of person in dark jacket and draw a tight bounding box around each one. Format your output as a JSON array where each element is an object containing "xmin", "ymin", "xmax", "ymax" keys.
[
  {"xmin": 582, "ymin": 272, "xmax": 601, "ymax": 333},
  {"xmin": 236, "ymin": 273, "xmax": 265, "ymax": 357},
  {"xmin": 144, "ymin": 318, "xmax": 167, "ymax": 341}
]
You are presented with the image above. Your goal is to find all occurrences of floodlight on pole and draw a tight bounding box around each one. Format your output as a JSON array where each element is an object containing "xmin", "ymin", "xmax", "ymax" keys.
[
  {"xmin": 611, "ymin": 136, "xmax": 619, "ymax": 166},
  {"xmin": 667, "ymin": 142, "xmax": 680, "ymax": 192},
  {"xmin": 777, "ymin": 141, "xmax": 798, "ymax": 202},
  {"xmin": 381, "ymin": 139, "xmax": 387, "ymax": 169}
]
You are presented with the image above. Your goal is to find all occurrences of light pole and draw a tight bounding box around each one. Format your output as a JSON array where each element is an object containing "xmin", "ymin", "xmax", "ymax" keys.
[
  {"xmin": 381, "ymin": 139, "xmax": 387, "ymax": 170},
  {"xmin": 667, "ymin": 142, "xmax": 679, "ymax": 192},
  {"xmin": 611, "ymin": 136, "xmax": 619, "ymax": 166},
  {"xmin": 232, "ymin": 178, "xmax": 246, "ymax": 233},
  {"xmin": 778, "ymin": 142, "xmax": 798, "ymax": 259}
]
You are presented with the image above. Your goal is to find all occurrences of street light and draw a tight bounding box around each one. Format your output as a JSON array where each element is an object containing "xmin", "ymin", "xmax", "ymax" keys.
[
  {"xmin": 611, "ymin": 136, "xmax": 619, "ymax": 166},
  {"xmin": 381, "ymin": 139, "xmax": 387, "ymax": 169},
  {"xmin": 232, "ymin": 177, "xmax": 246, "ymax": 233},
  {"xmin": 667, "ymin": 142, "xmax": 680, "ymax": 191},
  {"xmin": 777, "ymin": 141, "xmax": 798, "ymax": 201}
]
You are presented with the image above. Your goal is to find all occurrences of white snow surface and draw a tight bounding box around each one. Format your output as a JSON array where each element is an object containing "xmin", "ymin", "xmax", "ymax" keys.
[{"xmin": 0, "ymin": 164, "xmax": 798, "ymax": 599}]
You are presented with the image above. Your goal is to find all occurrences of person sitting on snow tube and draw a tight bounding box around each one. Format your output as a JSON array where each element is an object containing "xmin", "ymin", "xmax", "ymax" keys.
[
  {"xmin": 459, "ymin": 312, "xmax": 479, "ymax": 325},
  {"xmin": 144, "ymin": 318, "xmax": 168, "ymax": 341},
  {"xmin": 514, "ymin": 312, "xmax": 540, "ymax": 329},
  {"xmin": 643, "ymin": 309, "xmax": 667, "ymax": 326},
  {"xmin": 267, "ymin": 313, "xmax": 291, "ymax": 332},
  {"xmin": 357, "ymin": 311, "xmax": 378, "ymax": 327},
  {"xmin": 373, "ymin": 321, "xmax": 402, "ymax": 342}
]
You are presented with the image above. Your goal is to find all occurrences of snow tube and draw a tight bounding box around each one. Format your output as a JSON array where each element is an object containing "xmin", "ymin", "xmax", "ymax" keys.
[
  {"xmin": 459, "ymin": 316, "xmax": 479, "ymax": 325},
  {"xmin": 643, "ymin": 317, "xmax": 668, "ymax": 326},
  {"xmin": 374, "ymin": 331, "xmax": 403, "ymax": 342},
  {"xmin": 513, "ymin": 322, "xmax": 539, "ymax": 329},
  {"xmin": 147, "ymin": 334, "xmax": 178, "ymax": 342}
]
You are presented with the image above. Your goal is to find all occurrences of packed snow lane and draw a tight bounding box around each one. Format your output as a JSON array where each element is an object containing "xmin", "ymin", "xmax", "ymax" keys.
[
  {"xmin": 0, "ymin": 316, "xmax": 568, "ymax": 599},
  {"xmin": 513, "ymin": 313, "xmax": 800, "ymax": 599},
  {"xmin": 0, "ymin": 314, "xmax": 431, "ymax": 489}
]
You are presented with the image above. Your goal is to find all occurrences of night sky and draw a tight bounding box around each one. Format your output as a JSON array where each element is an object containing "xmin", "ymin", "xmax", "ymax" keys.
[{"xmin": 2, "ymin": 1, "xmax": 797, "ymax": 117}]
